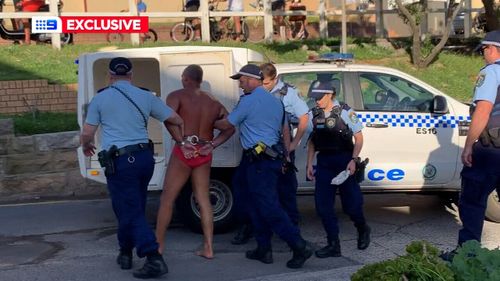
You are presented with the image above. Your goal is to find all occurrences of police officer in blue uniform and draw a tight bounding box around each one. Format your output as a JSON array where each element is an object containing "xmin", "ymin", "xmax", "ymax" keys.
[
  {"xmin": 441, "ymin": 31, "xmax": 500, "ymax": 261},
  {"xmin": 80, "ymin": 57, "xmax": 184, "ymax": 279},
  {"xmin": 216, "ymin": 64, "xmax": 312, "ymax": 269},
  {"xmin": 306, "ymin": 81, "xmax": 371, "ymax": 258},
  {"xmin": 230, "ymin": 63, "xmax": 310, "ymax": 244}
]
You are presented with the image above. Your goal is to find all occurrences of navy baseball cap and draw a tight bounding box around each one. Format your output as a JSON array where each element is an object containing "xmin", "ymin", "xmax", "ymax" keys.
[
  {"xmin": 230, "ymin": 64, "xmax": 263, "ymax": 80},
  {"xmin": 481, "ymin": 30, "xmax": 500, "ymax": 47},
  {"xmin": 109, "ymin": 57, "xmax": 132, "ymax": 75},
  {"xmin": 308, "ymin": 81, "xmax": 336, "ymax": 99}
]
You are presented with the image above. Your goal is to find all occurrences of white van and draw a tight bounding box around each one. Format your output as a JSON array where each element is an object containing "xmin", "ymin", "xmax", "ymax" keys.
[{"xmin": 77, "ymin": 46, "xmax": 500, "ymax": 232}]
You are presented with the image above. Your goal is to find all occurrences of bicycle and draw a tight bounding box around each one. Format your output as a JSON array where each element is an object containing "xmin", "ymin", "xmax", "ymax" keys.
[
  {"xmin": 170, "ymin": 0, "xmax": 251, "ymax": 43},
  {"xmin": 106, "ymin": 9, "xmax": 158, "ymax": 43}
]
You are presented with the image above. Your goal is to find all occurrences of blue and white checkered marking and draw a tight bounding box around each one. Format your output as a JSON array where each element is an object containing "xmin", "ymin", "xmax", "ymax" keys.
[{"xmin": 357, "ymin": 113, "xmax": 471, "ymax": 128}]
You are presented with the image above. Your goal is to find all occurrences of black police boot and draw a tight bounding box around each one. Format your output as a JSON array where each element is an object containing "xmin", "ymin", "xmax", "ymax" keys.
[
  {"xmin": 439, "ymin": 248, "xmax": 458, "ymax": 262},
  {"xmin": 116, "ymin": 249, "xmax": 133, "ymax": 270},
  {"xmin": 132, "ymin": 253, "xmax": 168, "ymax": 279},
  {"xmin": 357, "ymin": 224, "xmax": 371, "ymax": 250},
  {"xmin": 231, "ymin": 224, "xmax": 253, "ymax": 245},
  {"xmin": 286, "ymin": 239, "xmax": 313, "ymax": 269},
  {"xmin": 315, "ymin": 239, "xmax": 341, "ymax": 258},
  {"xmin": 245, "ymin": 246, "xmax": 273, "ymax": 264}
]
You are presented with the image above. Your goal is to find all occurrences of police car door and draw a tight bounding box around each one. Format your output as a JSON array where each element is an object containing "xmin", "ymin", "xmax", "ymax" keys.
[{"xmin": 353, "ymin": 71, "xmax": 461, "ymax": 189}]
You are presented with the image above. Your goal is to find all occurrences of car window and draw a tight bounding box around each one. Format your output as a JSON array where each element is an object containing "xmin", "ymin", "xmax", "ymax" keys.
[
  {"xmin": 359, "ymin": 72, "xmax": 434, "ymax": 112},
  {"xmin": 279, "ymin": 72, "xmax": 344, "ymax": 109}
]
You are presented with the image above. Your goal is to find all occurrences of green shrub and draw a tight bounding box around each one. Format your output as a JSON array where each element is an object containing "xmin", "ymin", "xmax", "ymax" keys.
[
  {"xmin": 351, "ymin": 241, "xmax": 455, "ymax": 281},
  {"xmin": 0, "ymin": 112, "xmax": 78, "ymax": 136},
  {"xmin": 451, "ymin": 240, "xmax": 500, "ymax": 281}
]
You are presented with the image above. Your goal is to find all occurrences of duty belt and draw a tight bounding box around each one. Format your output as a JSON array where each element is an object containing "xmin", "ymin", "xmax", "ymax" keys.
[{"xmin": 116, "ymin": 142, "xmax": 152, "ymax": 156}]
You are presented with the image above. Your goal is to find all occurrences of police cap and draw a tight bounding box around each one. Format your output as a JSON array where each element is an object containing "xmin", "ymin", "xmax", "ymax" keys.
[
  {"xmin": 230, "ymin": 64, "xmax": 264, "ymax": 80},
  {"xmin": 481, "ymin": 30, "xmax": 500, "ymax": 48},
  {"xmin": 109, "ymin": 57, "xmax": 132, "ymax": 76},
  {"xmin": 308, "ymin": 81, "xmax": 336, "ymax": 99}
]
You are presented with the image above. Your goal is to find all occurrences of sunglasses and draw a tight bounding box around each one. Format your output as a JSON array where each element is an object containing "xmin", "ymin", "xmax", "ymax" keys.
[{"xmin": 478, "ymin": 45, "xmax": 490, "ymax": 56}]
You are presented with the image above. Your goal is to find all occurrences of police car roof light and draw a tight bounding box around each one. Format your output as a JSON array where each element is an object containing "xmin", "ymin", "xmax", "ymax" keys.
[{"xmin": 310, "ymin": 53, "xmax": 354, "ymax": 65}]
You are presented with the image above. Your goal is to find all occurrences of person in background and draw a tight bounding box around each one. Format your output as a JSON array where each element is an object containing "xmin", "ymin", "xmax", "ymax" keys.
[
  {"xmin": 19, "ymin": 0, "xmax": 44, "ymax": 44},
  {"xmin": 184, "ymin": 0, "xmax": 201, "ymax": 40}
]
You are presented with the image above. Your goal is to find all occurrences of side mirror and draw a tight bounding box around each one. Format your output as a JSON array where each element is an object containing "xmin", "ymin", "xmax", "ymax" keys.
[{"xmin": 433, "ymin": 95, "xmax": 448, "ymax": 114}]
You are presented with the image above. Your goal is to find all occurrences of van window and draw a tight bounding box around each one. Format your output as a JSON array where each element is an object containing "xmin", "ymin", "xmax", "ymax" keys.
[
  {"xmin": 279, "ymin": 72, "xmax": 343, "ymax": 109},
  {"xmin": 359, "ymin": 72, "xmax": 434, "ymax": 112}
]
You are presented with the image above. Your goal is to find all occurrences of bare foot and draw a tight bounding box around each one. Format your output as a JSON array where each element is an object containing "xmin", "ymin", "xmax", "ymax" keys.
[{"xmin": 195, "ymin": 244, "xmax": 214, "ymax": 259}]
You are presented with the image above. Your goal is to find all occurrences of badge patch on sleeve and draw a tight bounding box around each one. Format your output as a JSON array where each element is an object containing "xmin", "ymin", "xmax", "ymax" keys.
[
  {"xmin": 475, "ymin": 73, "xmax": 486, "ymax": 88},
  {"xmin": 349, "ymin": 111, "xmax": 359, "ymax": 123}
]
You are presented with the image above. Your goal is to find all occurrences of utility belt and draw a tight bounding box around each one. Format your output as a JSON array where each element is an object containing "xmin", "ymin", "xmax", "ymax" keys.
[
  {"xmin": 478, "ymin": 127, "xmax": 500, "ymax": 148},
  {"xmin": 97, "ymin": 140, "xmax": 154, "ymax": 176},
  {"xmin": 244, "ymin": 141, "xmax": 284, "ymax": 162}
]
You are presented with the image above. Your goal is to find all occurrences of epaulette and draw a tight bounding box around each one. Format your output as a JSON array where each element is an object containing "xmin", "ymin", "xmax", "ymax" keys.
[
  {"xmin": 96, "ymin": 86, "xmax": 109, "ymax": 93},
  {"xmin": 339, "ymin": 101, "xmax": 351, "ymax": 111}
]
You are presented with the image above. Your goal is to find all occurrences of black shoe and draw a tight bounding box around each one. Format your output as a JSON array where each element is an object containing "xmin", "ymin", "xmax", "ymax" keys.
[
  {"xmin": 357, "ymin": 224, "xmax": 371, "ymax": 250},
  {"xmin": 132, "ymin": 254, "xmax": 168, "ymax": 279},
  {"xmin": 315, "ymin": 240, "xmax": 341, "ymax": 258},
  {"xmin": 231, "ymin": 224, "xmax": 253, "ymax": 245},
  {"xmin": 245, "ymin": 246, "xmax": 273, "ymax": 264},
  {"xmin": 440, "ymin": 249, "xmax": 458, "ymax": 262},
  {"xmin": 287, "ymin": 240, "xmax": 313, "ymax": 269},
  {"xmin": 116, "ymin": 250, "xmax": 133, "ymax": 270}
]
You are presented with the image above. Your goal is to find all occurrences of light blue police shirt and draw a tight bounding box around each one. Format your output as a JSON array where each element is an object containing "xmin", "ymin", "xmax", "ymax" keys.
[
  {"xmin": 228, "ymin": 86, "xmax": 283, "ymax": 149},
  {"xmin": 473, "ymin": 59, "xmax": 500, "ymax": 105},
  {"xmin": 270, "ymin": 80, "xmax": 309, "ymax": 124},
  {"xmin": 85, "ymin": 80, "xmax": 173, "ymax": 151},
  {"xmin": 335, "ymin": 100, "xmax": 363, "ymax": 134}
]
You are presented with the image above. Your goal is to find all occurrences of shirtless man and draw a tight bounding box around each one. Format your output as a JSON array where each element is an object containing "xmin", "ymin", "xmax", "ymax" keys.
[{"xmin": 155, "ymin": 65, "xmax": 235, "ymax": 259}]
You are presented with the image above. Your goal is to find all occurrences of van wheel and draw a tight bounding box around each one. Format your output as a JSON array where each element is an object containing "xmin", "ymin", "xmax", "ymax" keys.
[
  {"xmin": 177, "ymin": 179, "xmax": 234, "ymax": 233},
  {"xmin": 486, "ymin": 191, "xmax": 500, "ymax": 223}
]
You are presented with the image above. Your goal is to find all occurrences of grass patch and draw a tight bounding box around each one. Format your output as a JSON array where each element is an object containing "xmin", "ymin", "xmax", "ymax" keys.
[{"xmin": 1, "ymin": 112, "xmax": 79, "ymax": 136}]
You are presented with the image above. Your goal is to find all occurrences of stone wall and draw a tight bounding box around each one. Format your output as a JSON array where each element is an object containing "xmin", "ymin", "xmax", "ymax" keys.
[
  {"xmin": 0, "ymin": 80, "xmax": 77, "ymax": 115},
  {"xmin": 0, "ymin": 119, "xmax": 105, "ymax": 203}
]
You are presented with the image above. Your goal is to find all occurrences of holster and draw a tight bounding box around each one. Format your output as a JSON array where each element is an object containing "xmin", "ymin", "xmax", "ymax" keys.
[
  {"xmin": 97, "ymin": 145, "xmax": 118, "ymax": 177},
  {"xmin": 354, "ymin": 158, "xmax": 369, "ymax": 183}
]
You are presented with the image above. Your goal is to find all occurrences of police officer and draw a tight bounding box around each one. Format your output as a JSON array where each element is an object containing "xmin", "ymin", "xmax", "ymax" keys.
[
  {"xmin": 80, "ymin": 57, "xmax": 184, "ymax": 279},
  {"xmin": 306, "ymin": 80, "xmax": 371, "ymax": 258},
  {"xmin": 215, "ymin": 64, "xmax": 312, "ymax": 269},
  {"xmin": 230, "ymin": 63, "xmax": 310, "ymax": 244},
  {"xmin": 441, "ymin": 31, "xmax": 500, "ymax": 261}
]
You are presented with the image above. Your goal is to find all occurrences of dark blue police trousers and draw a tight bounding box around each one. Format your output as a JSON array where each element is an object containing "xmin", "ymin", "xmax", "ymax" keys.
[
  {"xmin": 459, "ymin": 165, "xmax": 499, "ymax": 245},
  {"xmin": 315, "ymin": 151, "xmax": 366, "ymax": 242},
  {"xmin": 234, "ymin": 153, "xmax": 303, "ymax": 249},
  {"xmin": 106, "ymin": 149, "xmax": 158, "ymax": 257}
]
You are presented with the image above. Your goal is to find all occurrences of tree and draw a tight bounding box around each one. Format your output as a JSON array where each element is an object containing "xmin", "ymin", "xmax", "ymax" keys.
[
  {"xmin": 482, "ymin": 0, "xmax": 499, "ymax": 32},
  {"xmin": 395, "ymin": 0, "xmax": 464, "ymax": 68}
]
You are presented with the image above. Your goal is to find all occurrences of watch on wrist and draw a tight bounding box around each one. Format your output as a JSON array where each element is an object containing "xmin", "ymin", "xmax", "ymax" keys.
[
  {"xmin": 352, "ymin": 157, "xmax": 360, "ymax": 163},
  {"xmin": 176, "ymin": 140, "xmax": 186, "ymax": 146}
]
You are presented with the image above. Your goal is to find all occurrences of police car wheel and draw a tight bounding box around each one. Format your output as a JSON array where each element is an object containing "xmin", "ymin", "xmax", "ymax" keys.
[
  {"xmin": 177, "ymin": 179, "xmax": 235, "ymax": 233},
  {"xmin": 485, "ymin": 191, "xmax": 500, "ymax": 223}
]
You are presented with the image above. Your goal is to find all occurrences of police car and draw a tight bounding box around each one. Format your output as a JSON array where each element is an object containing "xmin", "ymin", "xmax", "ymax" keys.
[{"xmin": 76, "ymin": 47, "xmax": 499, "ymax": 233}]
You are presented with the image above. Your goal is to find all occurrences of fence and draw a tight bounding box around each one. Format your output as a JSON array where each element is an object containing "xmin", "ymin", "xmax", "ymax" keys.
[{"xmin": 0, "ymin": 0, "xmax": 482, "ymax": 50}]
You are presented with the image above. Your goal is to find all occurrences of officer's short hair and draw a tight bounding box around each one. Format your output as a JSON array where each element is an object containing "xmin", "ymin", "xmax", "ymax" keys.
[
  {"xmin": 183, "ymin": 65, "xmax": 203, "ymax": 83},
  {"xmin": 260, "ymin": 63, "xmax": 277, "ymax": 80}
]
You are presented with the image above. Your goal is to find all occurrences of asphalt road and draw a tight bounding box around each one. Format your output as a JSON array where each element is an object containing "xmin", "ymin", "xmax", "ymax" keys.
[{"xmin": 1, "ymin": 193, "xmax": 499, "ymax": 281}]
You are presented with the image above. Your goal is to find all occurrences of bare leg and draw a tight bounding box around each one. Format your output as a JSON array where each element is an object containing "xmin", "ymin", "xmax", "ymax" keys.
[
  {"xmin": 233, "ymin": 16, "xmax": 241, "ymax": 41},
  {"xmin": 191, "ymin": 161, "xmax": 214, "ymax": 259},
  {"xmin": 155, "ymin": 155, "xmax": 191, "ymax": 254},
  {"xmin": 22, "ymin": 19, "xmax": 30, "ymax": 45}
]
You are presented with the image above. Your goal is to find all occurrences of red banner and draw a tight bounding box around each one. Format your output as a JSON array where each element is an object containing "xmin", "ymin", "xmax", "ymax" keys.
[{"xmin": 60, "ymin": 16, "xmax": 149, "ymax": 33}]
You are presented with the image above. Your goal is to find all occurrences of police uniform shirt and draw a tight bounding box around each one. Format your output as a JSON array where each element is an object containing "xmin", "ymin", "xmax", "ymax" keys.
[
  {"xmin": 330, "ymin": 100, "xmax": 363, "ymax": 134},
  {"xmin": 270, "ymin": 80, "xmax": 309, "ymax": 124},
  {"xmin": 228, "ymin": 86, "xmax": 283, "ymax": 149},
  {"xmin": 85, "ymin": 80, "xmax": 174, "ymax": 150},
  {"xmin": 473, "ymin": 59, "xmax": 500, "ymax": 105}
]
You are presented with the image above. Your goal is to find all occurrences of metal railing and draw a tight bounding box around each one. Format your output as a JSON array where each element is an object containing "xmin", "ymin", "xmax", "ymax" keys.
[{"xmin": 0, "ymin": 0, "xmax": 480, "ymax": 50}]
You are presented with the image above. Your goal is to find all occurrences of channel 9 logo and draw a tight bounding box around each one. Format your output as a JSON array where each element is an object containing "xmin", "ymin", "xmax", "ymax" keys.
[{"xmin": 32, "ymin": 16, "xmax": 62, "ymax": 33}]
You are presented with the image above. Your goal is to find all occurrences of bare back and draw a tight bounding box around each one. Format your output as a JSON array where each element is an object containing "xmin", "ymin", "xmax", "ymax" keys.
[{"xmin": 167, "ymin": 88, "xmax": 225, "ymax": 141}]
